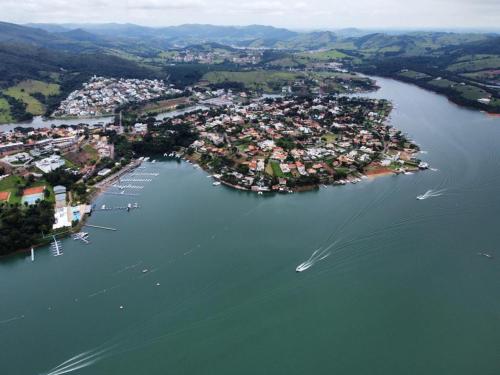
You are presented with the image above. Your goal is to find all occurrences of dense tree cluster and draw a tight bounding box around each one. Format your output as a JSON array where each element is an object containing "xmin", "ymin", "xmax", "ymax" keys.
[
  {"xmin": 0, "ymin": 201, "xmax": 55, "ymax": 256},
  {"xmin": 45, "ymin": 167, "xmax": 81, "ymax": 190},
  {"xmin": 131, "ymin": 123, "xmax": 198, "ymax": 155}
]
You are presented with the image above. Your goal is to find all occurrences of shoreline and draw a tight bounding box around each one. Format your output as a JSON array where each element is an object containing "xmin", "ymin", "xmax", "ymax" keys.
[
  {"xmin": 184, "ymin": 155, "xmax": 421, "ymax": 194},
  {"xmin": 364, "ymin": 74, "xmax": 500, "ymax": 115}
]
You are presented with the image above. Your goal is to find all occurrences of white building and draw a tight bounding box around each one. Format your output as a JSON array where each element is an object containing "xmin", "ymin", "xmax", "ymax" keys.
[{"xmin": 35, "ymin": 155, "xmax": 65, "ymax": 173}]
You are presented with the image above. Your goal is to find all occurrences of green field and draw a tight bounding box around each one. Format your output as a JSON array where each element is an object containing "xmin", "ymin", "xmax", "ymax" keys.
[
  {"xmin": 460, "ymin": 70, "xmax": 500, "ymax": 83},
  {"xmin": 2, "ymin": 80, "xmax": 60, "ymax": 115},
  {"xmin": 269, "ymin": 161, "xmax": 285, "ymax": 178},
  {"xmin": 203, "ymin": 70, "xmax": 305, "ymax": 92},
  {"xmin": 489, "ymin": 98, "xmax": 500, "ymax": 109},
  {"xmin": 0, "ymin": 97, "xmax": 13, "ymax": 123},
  {"xmin": 0, "ymin": 175, "xmax": 25, "ymax": 204},
  {"xmin": 427, "ymin": 79, "xmax": 492, "ymax": 102},
  {"xmin": 428, "ymin": 78, "xmax": 458, "ymax": 88},
  {"xmin": 453, "ymin": 84, "xmax": 491, "ymax": 101},
  {"xmin": 398, "ymin": 70, "xmax": 431, "ymax": 80},
  {"xmin": 13, "ymin": 80, "xmax": 60, "ymax": 96},
  {"xmin": 447, "ymin": 56, "xmax": 500, "ymax": 73},
  {"xmin": 203, "ymin": 69, "xmax": 371, "ymax": 93},
  {"xmin": 297, "ymin": 49, "xmax": 350, "ymax": 61}
]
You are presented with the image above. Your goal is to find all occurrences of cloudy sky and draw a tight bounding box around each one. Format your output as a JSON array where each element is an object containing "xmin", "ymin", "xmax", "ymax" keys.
[{"xmin": 0, "ymin": 0, "xmax": 498, "ymax": 29}]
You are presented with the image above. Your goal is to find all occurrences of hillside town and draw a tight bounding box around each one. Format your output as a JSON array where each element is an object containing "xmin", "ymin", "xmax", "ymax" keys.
[{"xmin": 53, "ymin": 76, "xmax": 182, "ymax": 117}]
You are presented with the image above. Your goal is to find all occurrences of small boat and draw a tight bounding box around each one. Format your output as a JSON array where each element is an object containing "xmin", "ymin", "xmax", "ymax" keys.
[
  {"xmin": 296, "ymin": 262, "xmax": 312, "ymax": 272},
  {"xmin": 258, "ymin": 191, "xmax": 263, "ymax": 195},
  {"xmin": 101, "ymin": 204, "xmax": 106, "ymax": 210},
  {"xmin": 142, "ymin": 269, "xmax": 149, "ymax": 273},
  {"xmin": 478, "ymin": 252, "xmax": 493, "ymax": 259},
  {"xmin": 213, "ymin": 181, "xmax": 221, "ymax": 186}
]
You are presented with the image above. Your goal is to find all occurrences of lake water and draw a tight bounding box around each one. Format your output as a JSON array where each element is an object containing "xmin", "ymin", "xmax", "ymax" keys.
[
  {"xmin": 0, "ymin": 106, "xmax": 208, "ymax": 132},
  {"xmin": 1, "ymin": 77, "xmax": 500, "ymax": 375},
  {"xmin": 0, "ymin": 116, "xmax": 114, "ymax": 132}
]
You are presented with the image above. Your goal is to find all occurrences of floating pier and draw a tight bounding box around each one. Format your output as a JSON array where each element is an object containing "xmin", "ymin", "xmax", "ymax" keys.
[
  {"xmin": 120, "ymin": 179, "xmax": 152, "ymax": 182},
  {"xmin": 73, "ymin": 232, "xmax": 90, "ymax": 244},
  {"xmin": 103, "ymin": 192, "xmax": 140, "ymax": 197},
  {"xmin": 129, "ymin": 173, "xmax": 159, "ymax": 177},
  {"xmin": 84, "ymin": 224, "xmax": 117, "ymax": 231},
  {"xmin": 51, "ymin": 235, "xmax": 63, "ymax": 257},
  {"xmin": 95, "ymin": 205, "xmax": 140, "ymax": 212},
  {"xmin": 112, "ymin": 185, "xmax": 144, "ymax": 190}
]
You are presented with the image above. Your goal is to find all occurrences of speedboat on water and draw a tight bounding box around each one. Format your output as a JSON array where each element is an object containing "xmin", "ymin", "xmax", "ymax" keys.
[{"xmin": 296, "ymin": 262, "xmax": 312, "ymax": 272}]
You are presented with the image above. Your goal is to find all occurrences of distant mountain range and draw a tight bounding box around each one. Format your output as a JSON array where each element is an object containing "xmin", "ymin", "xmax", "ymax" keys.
[
  {"xmin": 0, "ymin": 20, "xmax": 496, "ymax": 84},
  {"xmin": 0, "ymin": 21, "xmax": 498, "ymax": 115},
  {"xmin": 12, "ymin": 22, "xmax": 495, "ymax": 54}
]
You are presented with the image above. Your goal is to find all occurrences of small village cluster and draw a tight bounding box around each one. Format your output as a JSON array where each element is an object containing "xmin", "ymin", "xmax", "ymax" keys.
[
  {"xmin": 163, "ymin": 49, "xmax": 262, "ymax": 65},
  {"xmin": 53, "ymin": 76, "xmax": 181, "ymax": 117}
]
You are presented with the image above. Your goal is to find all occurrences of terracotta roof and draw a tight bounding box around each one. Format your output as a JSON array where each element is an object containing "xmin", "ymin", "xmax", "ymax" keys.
[{"xmin": 23, "ymin": 186, "xmax": 45, "ymax": 196}]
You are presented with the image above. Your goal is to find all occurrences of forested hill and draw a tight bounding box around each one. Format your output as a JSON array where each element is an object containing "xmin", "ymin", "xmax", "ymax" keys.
[{"xmin": 0, "ymin": 43, "xmax": 159, "ymax": 86}]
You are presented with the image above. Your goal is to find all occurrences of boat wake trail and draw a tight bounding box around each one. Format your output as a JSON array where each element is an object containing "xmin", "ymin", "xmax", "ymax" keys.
[
  {"xmin": 0, "ymin": 314, "xmax": 25, "ymax": 325},
  {"xmin": 296, "ymin": 247, "xmax": 332, "ymax": 272},
  {"xmin": 416, "ymin": 189, "xmax": 446, "ymax": 200},
  {"xmin": 113, "ymin": 261, "xmax": 143, "ymax": 275},
  {"xmin": 41, "ymin": 345, "xmax": 116, "ymax": 375}
]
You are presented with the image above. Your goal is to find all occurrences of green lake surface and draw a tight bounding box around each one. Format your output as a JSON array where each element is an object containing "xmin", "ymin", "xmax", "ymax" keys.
[{"xmin": 1, "ymin": 77, "xmax": 500, "ymax": 375}]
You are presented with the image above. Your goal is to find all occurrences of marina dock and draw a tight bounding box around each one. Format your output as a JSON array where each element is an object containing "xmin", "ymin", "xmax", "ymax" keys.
[
  {"xmin": 51, "ymin": 235, "xmax": 63, "ymax": 256},
  {"xmin": 112, "ymin": 185, "xmax": 144, "ymax": 190},
  {"xmin": 84, "ymin": 224, "xmax": 117, "ymax": 231},
  {"xmin": 103, "ymin": 192, "xmax": 140, "ymax": 197},
  {"xmin": 129, "ymin": 172, "xmax": 159, "ymax": 177}
]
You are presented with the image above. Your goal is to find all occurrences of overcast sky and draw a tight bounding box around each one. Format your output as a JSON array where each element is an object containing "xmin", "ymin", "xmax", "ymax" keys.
[{"xmin": 0, "ymin": 0, "xmax": 498, "ymax": 29}]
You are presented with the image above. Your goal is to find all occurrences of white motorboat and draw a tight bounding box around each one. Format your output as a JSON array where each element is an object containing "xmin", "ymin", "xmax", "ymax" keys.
[{"xmin": 296, "ymin": 262, "xmax": 312, "ymax": 272}]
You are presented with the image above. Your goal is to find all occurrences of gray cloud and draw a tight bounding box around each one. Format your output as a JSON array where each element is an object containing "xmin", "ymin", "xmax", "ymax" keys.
[{"xmin": 0, "ymin": 0, "xmax": 498, "ymax": 29}]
